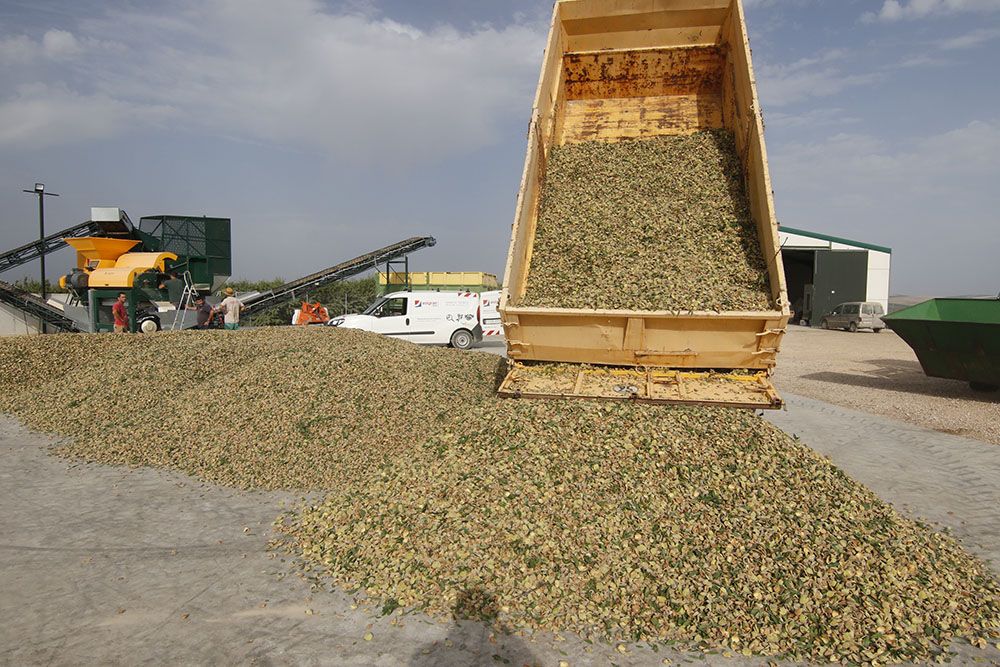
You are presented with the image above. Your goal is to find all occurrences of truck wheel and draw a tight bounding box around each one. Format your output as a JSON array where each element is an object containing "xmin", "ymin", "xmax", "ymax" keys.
[
  {"xmin": 450, "ymin": 329, "xmax": 474, "ymax": 350},
  {"xmin": 799, "ymin": 319, "xmax": 809, "ymax": 327},
  {"xmin": 970, "ymin": 382, "xmax": 999, "ymax": 393},
  {"xmin": 848, "ymin": 321, "xmax": 858, "ymax": 333}
]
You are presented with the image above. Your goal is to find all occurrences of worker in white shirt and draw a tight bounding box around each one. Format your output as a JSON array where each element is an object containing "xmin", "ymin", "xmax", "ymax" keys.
[{"xmin": 218, "ymin": 287, "xmax": 245, "ymax": 330}]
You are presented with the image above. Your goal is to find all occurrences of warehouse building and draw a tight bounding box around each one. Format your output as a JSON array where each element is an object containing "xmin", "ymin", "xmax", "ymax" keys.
[{"xmin": 779, "ymin": 226, "xmax": 891, "ymax": 326}]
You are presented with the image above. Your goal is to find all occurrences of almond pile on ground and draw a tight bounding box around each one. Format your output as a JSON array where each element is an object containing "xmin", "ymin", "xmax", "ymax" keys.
[{"xmin": 1, "ymin": 328, "xmax": 996, "ymax": 663}]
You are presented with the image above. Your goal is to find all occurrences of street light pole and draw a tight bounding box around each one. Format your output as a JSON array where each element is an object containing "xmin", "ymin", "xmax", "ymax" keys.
[{"xmin": 22, "ymin": 183, "xmax": 60, "ymax": 333}]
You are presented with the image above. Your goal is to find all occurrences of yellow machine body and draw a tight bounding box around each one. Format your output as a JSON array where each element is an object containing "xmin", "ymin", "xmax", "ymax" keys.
[
  {"xmin": 64, "ymin": 237, "xmax": 141, "ymax": 270},
  {"xmin": 88, "ymin": 252, "xmax": 178, "ymax": 288},
  {"xmin": 63, "ymin": 237, "xmax": 177, "ymax": 289}
]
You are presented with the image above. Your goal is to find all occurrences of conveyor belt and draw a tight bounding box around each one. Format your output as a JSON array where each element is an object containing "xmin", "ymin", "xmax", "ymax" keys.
[
  {"xmin": 0, "ymin": 217, "xmax": 133, "ymax": 275},
  {"xmin": 0, "ymin": 280, "xmax": 80, "ymax": 332},
  {"xmin": 243, "ymin": 236, "xmax": 436, "ymax": 316},
  {"xmin": 0, "ymin": 221, "xmax": 97, "ymax": 275}
]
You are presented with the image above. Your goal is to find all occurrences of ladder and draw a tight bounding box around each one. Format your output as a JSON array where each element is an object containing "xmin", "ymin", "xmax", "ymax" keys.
[{"xmin": 171, "ymin": 272, "xmax": 198, "ymax": 331}]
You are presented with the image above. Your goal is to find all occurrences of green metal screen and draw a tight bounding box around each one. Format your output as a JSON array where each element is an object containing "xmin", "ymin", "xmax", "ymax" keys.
[{"xmin": 137, "ymin": 215, "xmax": 232, "ymax": 289}]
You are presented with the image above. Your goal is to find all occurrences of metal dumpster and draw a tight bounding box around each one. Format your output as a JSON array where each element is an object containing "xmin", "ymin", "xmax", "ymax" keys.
[{"xmin": 883, "ymin": 298, "xmax": 1000, "ymax": 392}]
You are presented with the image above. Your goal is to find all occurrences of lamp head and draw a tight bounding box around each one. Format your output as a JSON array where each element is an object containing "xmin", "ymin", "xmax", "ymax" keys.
[{"xmin": 34, "ymin": 183, "xmax": 44, "ymax": 193}]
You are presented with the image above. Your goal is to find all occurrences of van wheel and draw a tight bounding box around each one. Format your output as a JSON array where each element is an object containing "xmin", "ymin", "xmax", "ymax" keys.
[
  {"xmin": 970, "ymin": 382, "xmax": 999, "ymax": 393},
  {"xmin": 450, "ymin": 329, "xmax": 474, "ymax": 350},
  {"xmin": 848, "ymin": 321, "xmax": 858, "ymax": 333},
  {"xmin": 873, "ymin": 328, "xmax": 883, "ymax": 334}
]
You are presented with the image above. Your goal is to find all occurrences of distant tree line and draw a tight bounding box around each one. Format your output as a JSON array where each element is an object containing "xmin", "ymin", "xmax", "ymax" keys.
[{"xmin": 10, "ymin": 279, "xmax": 67, "ymax": 294}]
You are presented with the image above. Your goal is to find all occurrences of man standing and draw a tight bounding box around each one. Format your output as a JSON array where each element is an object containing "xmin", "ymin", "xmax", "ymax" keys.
[
  {"xmin": 112, "ymin": 292, "xmax": 129, "ymax": 333},
  {"xmin": 218, "ymin": 287, "xmax": 245, "ymax": 330},
  {"xmin": 188, "ymin": 295, "xmax": 215, "ymax": 329}
]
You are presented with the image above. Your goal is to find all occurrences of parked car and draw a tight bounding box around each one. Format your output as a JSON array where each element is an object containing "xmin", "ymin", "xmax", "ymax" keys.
[{"xmin": 821, "ymin": 301, "xmax": 886, "ymax": 333}]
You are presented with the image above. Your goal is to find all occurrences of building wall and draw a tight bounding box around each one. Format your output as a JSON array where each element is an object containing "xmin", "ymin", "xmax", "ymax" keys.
[
  {"xmin": 866, "ymin": 251, "xmax": 891, "ymax": 312},
  {"xmin": 779, "ymin": 231, "xmax": 827, "ymax": 249},
  {"xmin": 778, "ymin": 230, "xmax": 891, "ymax": 314}
]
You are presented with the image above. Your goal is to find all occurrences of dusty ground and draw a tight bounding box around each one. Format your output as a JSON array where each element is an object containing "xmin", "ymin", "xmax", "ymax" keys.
[{"xmin": 774, "ymin": 326, "xmax": 1000, "ymax": 445}]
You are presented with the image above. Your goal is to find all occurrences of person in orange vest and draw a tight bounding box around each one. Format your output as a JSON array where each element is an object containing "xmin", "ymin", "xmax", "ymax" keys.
[{"xmin": 112, "ymin": 292, "xmax": 129, "ymax": 333}]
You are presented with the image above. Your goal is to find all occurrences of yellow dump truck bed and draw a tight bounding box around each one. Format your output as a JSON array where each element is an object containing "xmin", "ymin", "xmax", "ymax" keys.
[{"xmin": 499, "ymin": 0, "xmax": 788, "ymax": 408}]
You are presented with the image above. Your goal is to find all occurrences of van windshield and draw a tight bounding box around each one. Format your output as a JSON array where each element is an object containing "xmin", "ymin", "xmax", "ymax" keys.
[{"xmin": 363, "ymin": 297, "xmax": 387, "ymax": 316}]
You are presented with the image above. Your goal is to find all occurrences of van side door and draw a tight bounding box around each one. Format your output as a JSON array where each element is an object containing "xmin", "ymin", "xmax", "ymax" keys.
[
  {"xmin": 367, "ymin": 296, "xmax": 410, "ymax": 337},
  {"xmin": 845, "ymin": 304, "xmax": 861, "ymax": 328},
  {"xmin": 827, "ymin": 304, "xmax": 842, "ymax": 328}
]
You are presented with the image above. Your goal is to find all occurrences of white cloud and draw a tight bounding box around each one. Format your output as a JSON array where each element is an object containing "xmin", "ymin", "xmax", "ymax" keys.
[
  {"xmin": 0, "ymin": 83, "xmax": 176, "ymax": 148},
  {"xmin": 0, "ymin": 0, "xmax": 546, "ymax": 164},
  {"xmin": 775, "ymin": 120, "xmax": 1000, "ymax": 196},
  {"xmin": 41, "ymin": 29, "xmax": 81, "ymax": 58},
  {"xmin": 770, "ymin": 120, "xmax": 1000, "ymax": 294},
  {"xmin": 893, "ymin": 53, "xmax": 952, "ymax": 67},
  {"xmin": 863, "ymin": 0, "xmax": 1000, "ymax": 22},
  {"xmin": 757, "ymin": 50, "xmax": 881, "ymax": 107},
  {"xmin": 938, "ymin": 27, "xmax": 1000, "ymax": 49},
  {"xmin": 0, "ymin": 28, "xmax": 108, "ymax": 64},
  {"xmin": 766, "ymin": 108, "xmax": 861, "ymax": 129},
  {"xmin": 0, "ymin": 35, "xmax": 36, "ymax": 63}
]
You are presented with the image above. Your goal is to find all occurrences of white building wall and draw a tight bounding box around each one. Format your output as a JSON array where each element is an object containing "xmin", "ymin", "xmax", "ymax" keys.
[
  {"xmin": 866, "ymin": 251, "xmax": 891, "ymax": 313},
  {"xmin": 780, "ymin": 229, "xmax": 892, "ymax": 314},
  {"xmin": 779, "ymin": 231, "xmax": 828, "ymax": 249}
]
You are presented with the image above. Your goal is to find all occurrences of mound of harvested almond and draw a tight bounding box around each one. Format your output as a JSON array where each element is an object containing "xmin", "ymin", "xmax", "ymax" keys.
[
  {"xmin": 522, "ymin": 130, "xmax": 772, "ymax": 312},
  {"xmin": 1, "ymin": 328, "xmax": 996, "ymax": 663}
]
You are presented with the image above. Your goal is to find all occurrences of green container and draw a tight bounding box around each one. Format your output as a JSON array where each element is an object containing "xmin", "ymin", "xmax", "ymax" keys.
[
  {"xmin": 136, "ymin": 215, "xmax": 232, "ymax": 292},
  {"xmin": 883, "ymin": 298, "xmax": 1000, "ymax": 392}
]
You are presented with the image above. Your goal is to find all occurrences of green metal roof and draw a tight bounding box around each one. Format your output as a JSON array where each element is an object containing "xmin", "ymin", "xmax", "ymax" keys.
[{"xmin": 779, "ymin": 225, "xmax": 893, "ymax": 255}]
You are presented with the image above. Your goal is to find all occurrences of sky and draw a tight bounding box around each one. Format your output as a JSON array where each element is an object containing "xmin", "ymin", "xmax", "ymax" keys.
[{"xmin": 1, "ymin": 0, "xmax": 998, "ymax": 297}]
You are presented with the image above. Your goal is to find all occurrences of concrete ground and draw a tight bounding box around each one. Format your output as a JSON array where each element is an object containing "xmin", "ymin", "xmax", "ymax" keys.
[
  {"xmin": 774, "ymin": 326, "xmax": 1000, "ymax": 446},
  {"xmin": 2, "ymin": 393, "xmax": 1000, "ymax": 665}
]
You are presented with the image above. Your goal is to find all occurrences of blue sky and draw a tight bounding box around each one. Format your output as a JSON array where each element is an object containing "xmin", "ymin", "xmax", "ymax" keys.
[{"xmin": 1, "ymin": 0, "xmax": 998, "ymax": 296}]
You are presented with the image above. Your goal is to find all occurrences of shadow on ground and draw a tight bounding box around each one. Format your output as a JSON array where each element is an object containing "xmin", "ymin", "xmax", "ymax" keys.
[
  {"xmin": 802, "ymin": 358, "xmax": 998, "ymax": 403},
  {"xmin": 408, "ymin": 588, "xmax": 540, "ymax": 667}
]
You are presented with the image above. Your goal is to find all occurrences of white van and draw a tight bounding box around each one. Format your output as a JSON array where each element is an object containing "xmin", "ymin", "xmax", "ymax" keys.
[{"xmin": 327, "ymin": 291, "xmax": 484, "ymax": 349}]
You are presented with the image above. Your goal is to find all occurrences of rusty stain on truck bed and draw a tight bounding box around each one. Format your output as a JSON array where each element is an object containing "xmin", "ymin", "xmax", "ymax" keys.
[
  {"xmin": 558, "ymin": 47, "xmax": 726, "ymax": 144},
  {"xmin": 563, "ymin": 46, "xmax": 725, "ymax": 100}
]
